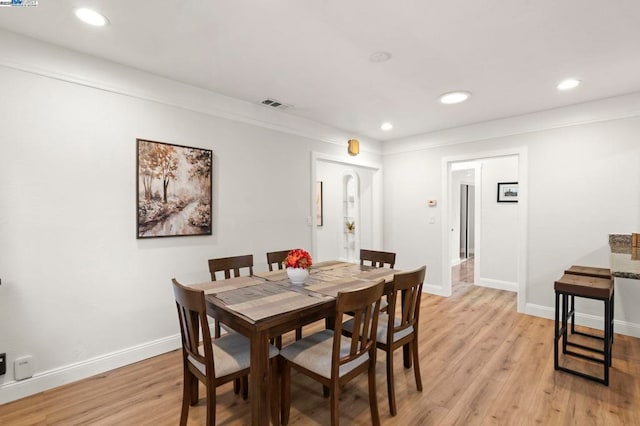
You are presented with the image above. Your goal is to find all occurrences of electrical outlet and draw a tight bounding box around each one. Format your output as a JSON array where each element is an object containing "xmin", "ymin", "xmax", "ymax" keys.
[
  {"xmin": 14, "ymin": 355, "xmax": 34, "ymax": 380},
  {"xmin": 0, "ymin": 353, "xmax": 6, "ymax": 375}
]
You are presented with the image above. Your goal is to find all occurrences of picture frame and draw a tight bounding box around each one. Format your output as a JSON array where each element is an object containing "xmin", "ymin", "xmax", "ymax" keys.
[
  {"xmin": 497, "ymin": 182, "xmax": 519, "ymax": 203},
  {"xmin": 137, "ymin": 139, "xmax": 213, "ymax": 238},
  {"xmin": 316, "ymin": 181, "xmax": 323, "ymax": 226}
]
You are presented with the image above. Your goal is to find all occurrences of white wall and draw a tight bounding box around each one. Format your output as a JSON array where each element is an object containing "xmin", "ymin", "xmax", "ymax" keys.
[
  {"xmin": 384, "ymin": 103, "xmax": 640, "ymax": 335},
  {"xmin": 478, "ymin": 156, "xmax": 519, "ymax": 289},
  {"xmin": 0, "ymin": 34, "xmax": 383, "ymax": 403}
]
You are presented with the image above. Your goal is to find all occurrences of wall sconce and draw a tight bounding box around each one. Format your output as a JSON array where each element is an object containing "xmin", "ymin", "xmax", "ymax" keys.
[{"xmin": 347, "ymin": 139, "xmax": 360, "ymax": 156}]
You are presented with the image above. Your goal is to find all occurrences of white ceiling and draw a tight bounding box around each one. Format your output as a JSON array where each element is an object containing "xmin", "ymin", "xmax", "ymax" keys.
[{"xmin": 1, "ymin": 0, "xmax": 639, "ymax": 141}]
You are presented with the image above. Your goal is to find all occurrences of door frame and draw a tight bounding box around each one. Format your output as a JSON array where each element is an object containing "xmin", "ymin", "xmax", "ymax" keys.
[
  {"xmin": 441, "ymin": 147, "xmax": 528, "ymax": 313},
  {"xmin": 311, "ymin": 152, "xmax": 383, "ymax": 260}
]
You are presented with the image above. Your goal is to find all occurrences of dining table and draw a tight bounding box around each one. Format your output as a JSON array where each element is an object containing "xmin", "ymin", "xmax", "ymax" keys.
[{"xmin": 189, "ymin": 260, "xmax": 399, "ymax": 426}]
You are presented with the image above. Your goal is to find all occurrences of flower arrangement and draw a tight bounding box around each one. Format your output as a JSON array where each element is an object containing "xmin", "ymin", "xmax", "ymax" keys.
[{"xmin": 284, "ymin": 248, "xmax": 313, "ymax": 270}]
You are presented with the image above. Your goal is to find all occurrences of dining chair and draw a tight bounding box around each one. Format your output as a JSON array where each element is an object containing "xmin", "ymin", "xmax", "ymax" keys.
[
  {"xmin": 171, "ymin": 278, "xmax": 279, "ymax": 426},
  {"xmin": 280, "ymin": 279, "xmax": 385, "ymax": 426},
  {"xmin": 360, "ymin": 249, "xmax": 396, "ymax": 312},
  {"xmin": 266, "ymin": 249, "xmax": 290, "ymax": 271},
  {"xmin": 343, "ymin": 265, "xmax": 426, "ymax": 416},
  {"xmin": 360, "ymin": 249, "xmax": 396, "ymax": 269},
  {"xmin": 207, "ymin": 254, "xmax": 254, "ymax": 338},
  {"xmin": 208, "ymin": 254, "xmax": 254, "ymax": 281}
]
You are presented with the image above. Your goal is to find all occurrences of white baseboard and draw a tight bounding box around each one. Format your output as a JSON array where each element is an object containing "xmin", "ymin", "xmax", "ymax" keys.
[
  {"xmin": 525, "ymin": 303, "xmax": 640, "ymax": 338},
  {"xmin": 476, "ymin": 278, "xmax": 517, "ymax": 292},
  {"xmin": 0, "ymin": 334, "xmax": 181, "ymax": 405},
  {"xmin": 423, "ymin": 283, "xmax": 450, "ymax": 297},
  {"xmin": 451, "ymin": 257, "xmax": 461, "ymax": 266}
]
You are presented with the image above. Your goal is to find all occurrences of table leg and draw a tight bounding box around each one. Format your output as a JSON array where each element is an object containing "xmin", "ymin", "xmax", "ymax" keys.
[{"xmin": 251, "ymin": 329, "xmax": 272, "ymax": 426}]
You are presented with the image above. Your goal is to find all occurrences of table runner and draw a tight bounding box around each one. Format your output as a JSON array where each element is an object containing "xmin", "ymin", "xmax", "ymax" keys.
[
  {"xmin": 318, "ymin": 263, "xmax": 396, "ymax": 282},
  {"xmin": 189, "ymin": 276, "xmax": 266, "ymax": 295},
  {"xmin": 218, "ymin": 282, "xmax": 325, "ymax": 321},
  {"xmin": 310, "ymin": 260, "xmax": 349, "ymax": 270},
  {"xmin": 305, "ymin": 277, "xmax": 375, "ymax": 298},
  {"xmin": 253, "ymin": 269, "xmax": 288, "ymax": 281}
]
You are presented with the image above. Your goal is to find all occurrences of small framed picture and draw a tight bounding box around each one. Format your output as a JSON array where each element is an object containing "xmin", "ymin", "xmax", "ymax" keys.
[{"xmin": 497, "ymin": 182, "xmax": 519, "ymax": 203}]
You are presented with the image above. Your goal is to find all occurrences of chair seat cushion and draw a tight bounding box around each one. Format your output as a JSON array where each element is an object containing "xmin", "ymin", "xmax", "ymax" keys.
[
  {"xmin": 279, "ymin": 330, "xmax": 369, "ymax": 379},
  {"xmin": 188, "ymin": 332, "xmax": 279, "ymax": 378},
  {"xmin": 343, "ymin": 313, "xmax": 414, "ymax": 344}
]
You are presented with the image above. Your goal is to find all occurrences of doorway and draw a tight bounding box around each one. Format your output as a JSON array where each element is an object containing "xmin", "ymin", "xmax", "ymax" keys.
[
  {"xmin": 441, "ymin": 148, "xmax": 528, "ymax": 312},
  {"xmin": 450, "ymin": 164, "xmax": 480, "ymax": 291},
  {"xmin": 459, "ymin": 183, "xmax": 475, "ymax": 260},
  {"xmin": 311, "ymin": 153, "xmax": 383, "ymax": 263}
]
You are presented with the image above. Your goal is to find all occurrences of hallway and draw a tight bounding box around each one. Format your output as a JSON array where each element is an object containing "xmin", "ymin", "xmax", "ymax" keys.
[{"xmin": 452, "ymin": 256, "xmax": 475, "ymax": 294}]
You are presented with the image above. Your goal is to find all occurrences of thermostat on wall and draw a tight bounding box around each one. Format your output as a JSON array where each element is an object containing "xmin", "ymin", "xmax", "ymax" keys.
[{"xmin": 427, "ymin": 200, "xmax": 437, "ymax": 207}]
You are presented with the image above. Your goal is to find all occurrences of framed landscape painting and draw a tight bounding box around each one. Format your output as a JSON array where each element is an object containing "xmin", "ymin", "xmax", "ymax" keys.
[{"xmin": 136, "ymin": 139, "xmax": 213, "ymax": 238}]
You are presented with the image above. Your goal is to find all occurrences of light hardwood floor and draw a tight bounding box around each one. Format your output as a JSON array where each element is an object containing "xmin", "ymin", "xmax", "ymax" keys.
[{"xmin": 2, "ymin": 280, "xmax": 639, "ymax": 425}]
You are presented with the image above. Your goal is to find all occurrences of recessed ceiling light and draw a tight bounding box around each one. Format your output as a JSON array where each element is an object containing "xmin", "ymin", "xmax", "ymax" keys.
[
  {"xmin": 75, "ymin": 8, "xmax": 109, "ymax": 26},
  {"xmin": 439, "ymin": 91, "xmax": 471, "ymax": 105},
  {"xmin": 557, "ymin": 78, "xmax": 581, "ymax": 91},
  {"xmin": 381, "ymin": 122, "xmax": 393, "ymax": 131},
  {"xmin": 369, "ymin": 51, "xmax": 392, "ymax": 63}
]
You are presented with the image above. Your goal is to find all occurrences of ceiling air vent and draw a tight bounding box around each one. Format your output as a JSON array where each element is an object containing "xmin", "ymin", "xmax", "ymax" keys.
[{"xmin": 260, "ymin": 98, "xmax": 290, "ymax": 110}]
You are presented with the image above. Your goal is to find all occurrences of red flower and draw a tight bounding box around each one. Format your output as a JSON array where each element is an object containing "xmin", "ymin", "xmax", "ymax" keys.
[{"xmin": 284, "ymin": 249, "xmax": 313, "ymax": 269}]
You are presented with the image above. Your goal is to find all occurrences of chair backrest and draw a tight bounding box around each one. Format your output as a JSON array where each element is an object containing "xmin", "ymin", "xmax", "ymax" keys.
[
  {"xmin": 171, "ymin": 278, "xmax": 215, "ymax": 376},
  {"xmin": 208, "ymin": 254, "xmax": 254, "ymax": 281},
  {"xmin": 266, "ymin": 250, "xmax": 291, "ymax": 271},
  {"xmin": 360, "ymin": 249, "xmax": 396, "ymax": 268},
  {"xmin": 332, "ymin": 280, "xmax": 385, "ymax": 377},
  {"xmin": 387, "ymin": 266, "xmax": 426, "ymax": 342}
]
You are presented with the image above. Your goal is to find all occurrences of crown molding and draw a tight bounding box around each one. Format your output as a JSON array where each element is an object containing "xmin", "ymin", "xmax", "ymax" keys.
[
  {"xmin": 0, "ymin": 29, "xmax": 382, "ymax": 155},
  {"xmin": 383, "ymin": 91, "xmax": 640, "ymax": 155}
]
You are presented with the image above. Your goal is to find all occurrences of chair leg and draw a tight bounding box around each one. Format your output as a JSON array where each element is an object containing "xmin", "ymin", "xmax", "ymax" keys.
[
  {"xmin": 403, "ymin": 343, "xmax": 412, "ymax": 368},
  {"xmin": 180, "ymin": 368, "xmax": 191, "ymax": 426},
  {"xmin": 242, "ymin": 375, "xmax": 249, "ymax": 400},
  {"xmin": 387, "ymin": 350, "xmax": 397, "ymax": 416},
  {"xmin": 412, "ymin": 340, "xmax": 423, "ymax": 391},
  {"xmin": 189, "ymin": 371, "xmax": 199, "ymax": 406},
  {"xmin": 330, "ymin": 381, "xmax": 340, "ymax": 426},
  {"xmin": 368, "ymin": 360, "xmax": 381, "ymax": 426},
  {"xmin": 205, "ymin": 381, "xmax": 216, "ymax": 426},
  {"xmin": 323, "ymin": 385, "xmax": 330, "ymax": 398},
  {"xmin": 281, "ymin": 361, "xmax": 291, "ymax": 425}
]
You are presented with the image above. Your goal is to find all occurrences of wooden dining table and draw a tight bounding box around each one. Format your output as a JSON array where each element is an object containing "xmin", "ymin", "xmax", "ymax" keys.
[{"xmin": 189, "ymin": 260, "xmax": 398, "ymax": 426}]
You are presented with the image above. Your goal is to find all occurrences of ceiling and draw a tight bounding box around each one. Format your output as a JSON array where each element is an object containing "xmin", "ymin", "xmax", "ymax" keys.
[{"xmin": 1, "ymin": 0, "xmax": 640, "ymax": 141}]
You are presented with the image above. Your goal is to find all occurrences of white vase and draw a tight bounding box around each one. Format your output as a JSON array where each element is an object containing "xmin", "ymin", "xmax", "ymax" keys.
[{"xmin": 287, "ymin": 267, "xmax": 309, "ymax": 285}]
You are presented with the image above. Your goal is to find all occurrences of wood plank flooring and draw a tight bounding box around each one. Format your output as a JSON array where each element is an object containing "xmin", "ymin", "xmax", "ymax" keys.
[{"xmin": 2, "ymin": 278, "xmax": 639, "ymax": 425}]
